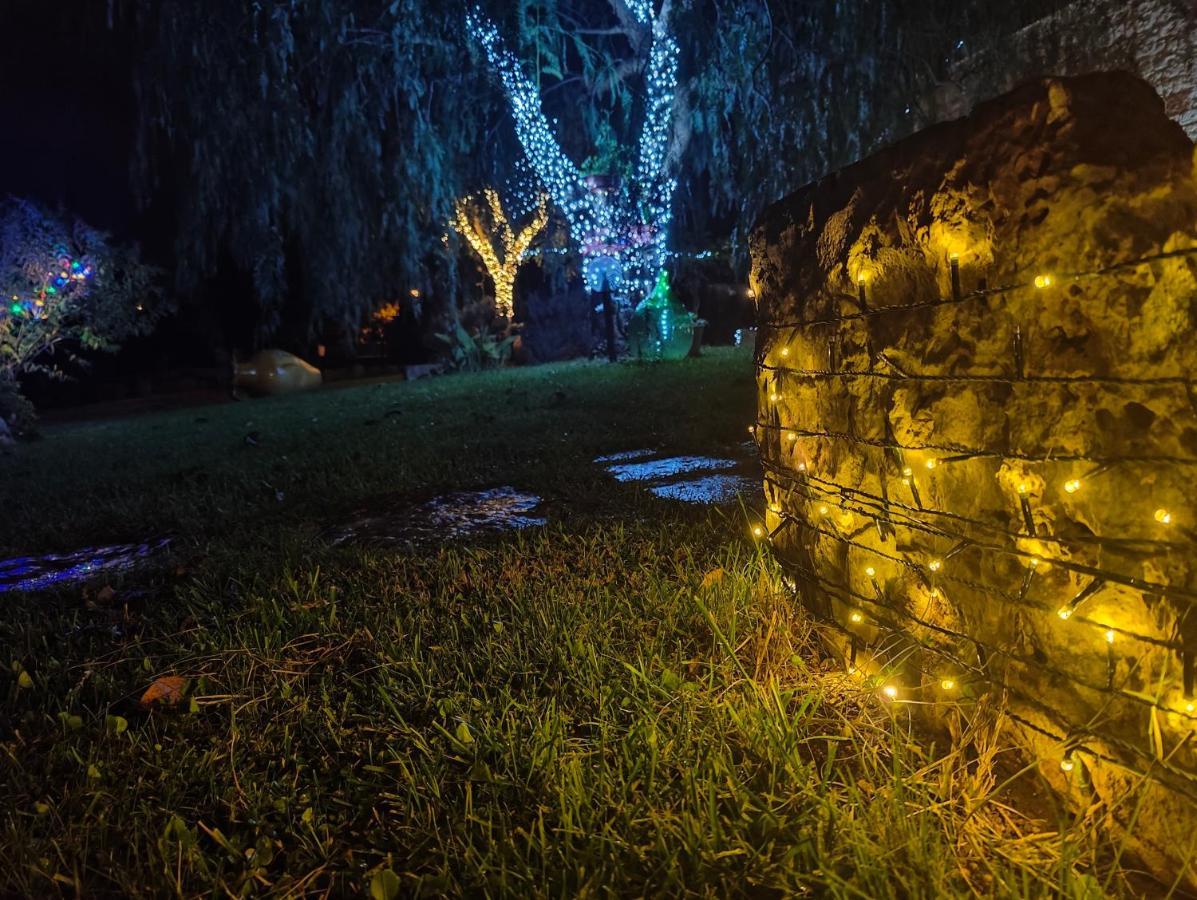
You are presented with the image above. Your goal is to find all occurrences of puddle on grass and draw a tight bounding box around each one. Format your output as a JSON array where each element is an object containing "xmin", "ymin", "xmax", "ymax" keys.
[
  {"xmin": 327, "ymin": 486, "xmax": 546, "ymax": 547},
  {"xmin": 597, "ymin": 449, "xmax": 762, "ymax": 506},
  {"xmin": 594, "ymin": 449, "xmax": 658, "ymax": 464},
  {"xmin": 648, "ymin": 473, "xmax": 760, "ymax": 504},
  {"xmin": 606, "ymin": 455, "xmax": 739, "ymax": 483},
  {"xmin": 0, "ymin": 539, "xmax": 172, "ymax": 594}
]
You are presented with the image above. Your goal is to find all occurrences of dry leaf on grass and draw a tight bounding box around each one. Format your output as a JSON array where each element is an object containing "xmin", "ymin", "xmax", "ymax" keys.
[{"xmin": 140, "ymin": 675, "xmax": 189, "ymax": 708}]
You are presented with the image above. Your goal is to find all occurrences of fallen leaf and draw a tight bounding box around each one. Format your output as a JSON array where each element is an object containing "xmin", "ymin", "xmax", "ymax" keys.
[
  {"xmin": 106, "ymin": 715, "xmax": 128, "ymax": 734},
  {"xmin": 700, "ymin": 567, "xmax": 725, "ymax": 589},
  {"xmin": 95, "ymin": 585, "xmax": 117, "ymax": 605},
  {"xmin": 370, "ymin": 869, "xmax": 401, "ymax": 900},
  {"xmin": 140, "ymin": 675, "xmax": 188, "ymax": 708},
  {"xmin": 455, "ymin": 722, "xmax": 474, "ymax": 745},
  {"xmin": 17, "ymin": 670, "xmax": 33, "ymax": 689}
]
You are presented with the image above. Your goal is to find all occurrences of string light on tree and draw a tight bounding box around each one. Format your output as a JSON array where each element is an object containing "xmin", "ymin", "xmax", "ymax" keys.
[
  {"xmin": 451, "ymin": 189, "xmax": 548, "ymax": 318},
  {"xmin": 467, "ymin": 2, "xmax": 679, "ymax": 300}
]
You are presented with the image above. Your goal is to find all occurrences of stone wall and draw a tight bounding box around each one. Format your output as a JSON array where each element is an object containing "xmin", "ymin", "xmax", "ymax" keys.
[
  {"xmin": 940, "ymin": 0, "xmax": 1197, "ymax": 138},
  {"xmin": 750, "ymin": 73, "xmax": 1197, "ymax": 882}
]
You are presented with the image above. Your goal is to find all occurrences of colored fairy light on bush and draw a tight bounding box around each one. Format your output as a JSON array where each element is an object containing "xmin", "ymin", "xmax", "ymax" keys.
[{"xmin": 628, "ymin": 271, "xmax": 695, "ymax": 361}]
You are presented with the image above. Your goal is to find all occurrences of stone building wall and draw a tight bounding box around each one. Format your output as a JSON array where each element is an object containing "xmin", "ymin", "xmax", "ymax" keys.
[
  {"xmin": 750, "ymin": 73, "xmax": 1197, "ymax": 883},
  {"xmin": 940, "ymin": 0, "xmax": 1197, "ymax": 138}
]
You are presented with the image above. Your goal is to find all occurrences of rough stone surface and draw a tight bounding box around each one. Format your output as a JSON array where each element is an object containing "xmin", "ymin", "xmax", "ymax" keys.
[
  {"xmin": 751, "ymin": 73, "xmax": 1197, "ymax": 881},
  {"xmin": 941, "ymin": 0, "xmax": 1197, "ymax": 138}
]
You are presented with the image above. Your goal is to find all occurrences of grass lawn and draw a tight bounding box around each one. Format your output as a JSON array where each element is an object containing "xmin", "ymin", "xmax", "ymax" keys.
[{"xmin": 0, "ymin": 349, "xmax": 1147, "ymax": 896}]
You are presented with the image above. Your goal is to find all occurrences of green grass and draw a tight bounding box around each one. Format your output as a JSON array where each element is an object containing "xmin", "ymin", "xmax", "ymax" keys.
[{"xmin": 0, "ymin": 350, "xmax": 1149, "ymax": 896}]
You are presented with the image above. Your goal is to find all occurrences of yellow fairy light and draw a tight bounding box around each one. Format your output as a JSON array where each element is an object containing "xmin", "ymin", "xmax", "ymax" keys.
[
  {"xmin": 409, "ymin": 288, "xmax": 421, "ymax": 298},
  {"xmin": 780, "ymin": 347, "xmax": 790, "ymax": 358},
  {"xmin": 787, "ymin": 433, "xmax": 798, "ymax": 443},
  {"xmin": 882, "ymin": 685, "xmax": 897, "ymax": 699},
  {"xmin": 1060, "ymin": 755, "xmax": 1075, "ymax": 772},
  {"xmin": 1064, "ymin": 479, "xmax": 1081, "ymax": 494},
  {"xmin": 769, "ymin": 392, "xmax": 779, "ymax": 403},
  {"xmin": 797, "ymin": 461, "xmax": 807, "ymax": 472},
  {"xmin": 818, "ymin": 504, "xmax": 829, "ymax": 516},
  {"xmin": 928, "ymin": 559, "xmax": 942, "ymax": 572},
  {"xmin": 1017, "ymin": 482, "xmax": 1029, "ymax": 495},
  {"xmin": 1186, "ymin": 702, "xmax": 1195, "ymax": 714},
  {"xmin": 930, "ymin": 587, "xmax": 941, "ymax": 598},
  {"xmin": 1027, "ymin": 557, "xmax": 1041, "ymax": 569},
  {"xmin": 925, "ymin": 459, "xmax": 937, "ymax": 470},
  {"xmin": 768, "ymin": 502, "xmax": 781, "ymax": 514},
  {"xmin": 902, "ymin": 466, "xmax": 913, "ymax": 478},
  {"xmin": 451, "ymin": 189, "xmax": 548, "ymax": 318},
  {"xmin": 752, "ymin": 525, "xmax": 764, "ymax": 539},
  {"xmin": 941, "ymin": 679, "xmax": 956, "ymax": 691},
  {"xmin": 1057, "ymin": 607, "xmax": 1073, "ymax": 620},
  {"xmin": 850, "ymin": 611, "xmax": 864, "ymax": 624},
  {"xmin": 1104, "ymin": 629, "xmax": 1115, "ymax": 644},
  {"xmin": 1154, "ymin": 508, "xmax": 1173, "ymax": 525},
  {"xmin": 865, "ymin": 566, "xmax": 876, "ymax": 578},
  {"xmin": 1034, "ymin": 274, "xmax": 1054, "ymax": 289}
]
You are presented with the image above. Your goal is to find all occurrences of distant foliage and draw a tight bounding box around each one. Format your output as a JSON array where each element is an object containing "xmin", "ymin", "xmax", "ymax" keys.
[
  {"xmin": 0, "ymin": 199, "xmax": 165, "ymax": 425},
  {"xmin": 125, "ymin": 0, "xmax": 1072, "ymax": 338}
]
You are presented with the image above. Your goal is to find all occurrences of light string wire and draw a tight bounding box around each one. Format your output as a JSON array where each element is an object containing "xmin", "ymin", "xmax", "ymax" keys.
[
  {"xmin": 753, "ymin": 241, "xmax": 1197, "ymax": 789},
  {"xmin": 778, "ymin": 555, "xmax": 1197, "ymax": 803}
]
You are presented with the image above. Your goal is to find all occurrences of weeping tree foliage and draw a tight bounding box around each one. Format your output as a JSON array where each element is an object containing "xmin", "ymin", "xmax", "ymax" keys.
[
  {"xmin": 128, "ymin": 0, "xmax": 504, "ymax": 344},
  {"xmin": 125, "ymin": 0, "xmax": 1072, "ymax": 342}
]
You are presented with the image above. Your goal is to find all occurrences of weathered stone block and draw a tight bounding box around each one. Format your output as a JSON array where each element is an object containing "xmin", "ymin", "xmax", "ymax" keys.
[{"xmin": 751, "ymin": 72, "xmax": 1197, "ymax": 880}]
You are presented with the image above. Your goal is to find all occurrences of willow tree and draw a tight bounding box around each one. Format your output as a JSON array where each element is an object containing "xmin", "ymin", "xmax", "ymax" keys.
[{"xmin": 128, "ymin": 0, "xmax": 499, "ymax": 344}]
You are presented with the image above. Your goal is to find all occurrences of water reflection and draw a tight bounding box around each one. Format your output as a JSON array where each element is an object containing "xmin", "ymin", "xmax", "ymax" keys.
[
  {"xmin": 649, "ymin": 474, "xmax": 759, "ymax": 504},
  {"xmin": 606, "ymin": 455, "xmax": 739, "ymax": 483},
  {"xmin": 0, "ymin": 539, "xmax": 172, "ymax": 594},
  {"xmin": 328, "ymin": 486, "xmax": 545, "ymax": 547}
]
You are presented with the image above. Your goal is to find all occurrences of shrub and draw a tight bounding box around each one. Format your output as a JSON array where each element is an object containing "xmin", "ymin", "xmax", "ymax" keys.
[{"xmin": 0, "ymin": 199, "xmax": 167, "ymax": 430}]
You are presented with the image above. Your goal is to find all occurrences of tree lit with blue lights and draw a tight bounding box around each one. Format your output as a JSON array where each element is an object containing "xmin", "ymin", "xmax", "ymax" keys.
[{"xmin": 467, "ymin": 0, "xmax": 679, "ymax": 301}]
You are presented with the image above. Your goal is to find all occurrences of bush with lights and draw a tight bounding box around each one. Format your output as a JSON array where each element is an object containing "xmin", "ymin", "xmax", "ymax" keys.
[{"xmin": 0, "ymin": 199, "xmax": 166, "ymax": 434}]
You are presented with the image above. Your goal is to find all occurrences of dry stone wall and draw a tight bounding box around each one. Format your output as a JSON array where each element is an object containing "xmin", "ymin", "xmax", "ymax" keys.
[
  {"xmin": 750, "ymin": 72, "xmax": 1197, "ymax": 881},
  {"xmin": 940, "ymin": 0, "xmax": 1197, "ymax": 138}
]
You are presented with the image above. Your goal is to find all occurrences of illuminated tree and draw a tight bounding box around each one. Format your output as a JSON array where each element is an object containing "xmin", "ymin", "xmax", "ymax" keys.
[
  {"xmin": 0, "ymin": 199, "xmax": 165, "ymax": 431},
  {"xmin": 451, "ymin": 190, "xmax": 549, "ymax": 319},
  {"xmin": 467, "ymin": 0, "xmax": 679, "ymax": 300}
]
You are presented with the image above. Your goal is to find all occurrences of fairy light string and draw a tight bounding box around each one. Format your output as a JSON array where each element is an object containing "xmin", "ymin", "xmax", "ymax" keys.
[
  {"xmin": 466, "ymin": 2, "xmax": 678, "ymax": 299},
  {"xmin": 450, "ymin": 189, "xmax": 549, "ymax": 318},
  {"xmin": 752, "ymin": 242, "xmax": 1197, "ymax": 785}
]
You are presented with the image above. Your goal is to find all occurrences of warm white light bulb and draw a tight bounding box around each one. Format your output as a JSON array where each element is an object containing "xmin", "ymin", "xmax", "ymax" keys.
[
  {"xmin": 902, "ymin": 466, "xmax": 913, "ymax": 477},
  {"xmin": 882, "ymin": 685, "xmax": 897, "ymax": 699},
  {"xmin": 925, "ymin": 459, "xmax": 937, "ymax": 470},
  {"xmin": 1057, "ymin": 607, "xmax": 1073, "ymax": 620},
  {"xmin": 1064, "ymin": 479, "xmax": 1081, "ymax": 494},
  {"xmin": 865, "ymin": 566, "xmax": 876, "ymax": 578},
  {"xmin": 1034, "ymin": 274, "xmax": 1054, "ymax": 289},
  {"xmin": 1155, "ymin": 508, "xmax": 1173, "ymax": 525},
  {"xmin": 752, "ymin": 526, "xmax": 764, "ymax": 538},
  {"xmin": 780, "ymin": 347, "xmax": 790, "ymax": 358},
  {"xmin": 1104, "ymin": 629, "xmax": 1115, "ymax": 644},
  {"xmin": 1060, "ymin": 756, "xmax": 1075, "ymax": 772},
  {"xmin": 787, "ymin": 433, "xmax": 798, "ymax": 442},
  {"xmin": 850, "ymin": 611, "xmax": 863, "ymax": 624},
  {"xmin": 818, "ymin": 505, "xmax": 829, "ymax": 516},
  {"xmin": 928, "ymin": 559, "xmax": 942, "ymax": 572},
  {"xmin": 941, "ymin": 679, "xmax": 956, "ymax": 691}
]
